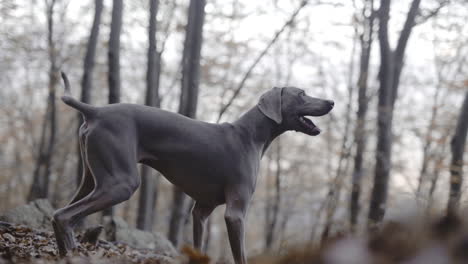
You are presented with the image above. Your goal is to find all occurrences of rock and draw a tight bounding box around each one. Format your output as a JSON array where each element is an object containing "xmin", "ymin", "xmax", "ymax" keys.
[
  {"xmin": 2, "ymin": 233, "xmax": 15, "ymax": 242},
  {"xmin": 0, "ymin": 199, "xmax": 54, "ymax": 231},
  {"xmin": 0, "ymin": 202, "xmax": 178, "ymax": 260},
  {"xmin": 80, "ymin": 225, "xmax": 104, "ymax": 246},
  {"xmin": 0, "ymin": 220, "xmax": 178, "ymax": 264},
  {"xmin": 103, "ymin": 216, "xmax": 178, "ymax": 257}
]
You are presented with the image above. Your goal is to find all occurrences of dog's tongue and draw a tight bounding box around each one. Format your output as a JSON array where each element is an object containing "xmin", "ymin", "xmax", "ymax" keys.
[{"xmin": 300, "ymin": 116, "xmax": 321, "ymax": 135}]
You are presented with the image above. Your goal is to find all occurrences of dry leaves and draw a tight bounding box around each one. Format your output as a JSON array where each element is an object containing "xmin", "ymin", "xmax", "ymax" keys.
[{"xmin": 0, "ymin": 221, "xmax": 173, "ymax": 264}]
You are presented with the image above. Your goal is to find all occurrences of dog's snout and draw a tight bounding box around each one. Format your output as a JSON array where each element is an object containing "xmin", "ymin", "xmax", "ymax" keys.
[{"xmin": 327, "ymin": 100, "xmax": 334, "ymax": 108}]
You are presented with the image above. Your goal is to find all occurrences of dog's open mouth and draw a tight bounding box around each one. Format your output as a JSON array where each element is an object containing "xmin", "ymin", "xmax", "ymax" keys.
[{"xmin": 298, "ymin": 115, "xmax": 321, "ymax": 135}]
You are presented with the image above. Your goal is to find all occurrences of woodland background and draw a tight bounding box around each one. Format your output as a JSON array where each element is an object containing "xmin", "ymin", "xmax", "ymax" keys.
[{"xmin": 0, "ymin": 0, "xmax": 467, "ymax": 260}]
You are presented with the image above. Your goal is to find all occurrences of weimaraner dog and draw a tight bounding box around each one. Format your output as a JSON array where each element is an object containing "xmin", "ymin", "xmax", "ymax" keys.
[{"xmin": 53, "ymin": 72, "xmax": 334, "ymax": 263}]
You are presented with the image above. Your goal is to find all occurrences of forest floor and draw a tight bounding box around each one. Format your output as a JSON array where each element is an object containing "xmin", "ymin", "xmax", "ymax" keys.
[
  {"xmin": 3, "ymin": 213, "xmax": 468, "ymax": 264},
  {"xmin": 0, "ymin": 221, "xmax": 209, "ymax": 264}
]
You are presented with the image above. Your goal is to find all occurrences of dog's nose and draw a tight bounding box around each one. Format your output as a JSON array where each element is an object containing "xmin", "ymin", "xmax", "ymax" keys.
[{"xmin": 328, "ymin": 100, "xmax": 334, "ymax": 107}]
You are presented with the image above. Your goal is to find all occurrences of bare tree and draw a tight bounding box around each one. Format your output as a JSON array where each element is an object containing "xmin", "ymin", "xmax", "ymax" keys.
[
  {"xmin": 368, "ymin": 0, "xmax": 421, "ymax": 227},
  {"xmin": 28, "ymin": 0, "xmax": 59, "ymax": 202},
  {"xmin": 108, "ymin": 0, "xmax": 122, "ymax": 104},
  {"xmin": 349, "ymin": 0, "xmax": 374, "ymax": 229},
  {"xmin": 426, "ymin": 132, "xmax": 449, "ymax": 210},
  {"xmin": 103, "ymin": 0, "xmax": 123, "ymax": 218},
  {"xmin": 168, "ymin": 0, "xmax": 206, "ymax": 247},
  {"xmin": 416, "ymin": 76, "xmax": 442, "ymax": 198},
  {"xmin": 265, "ymin": 140, "xmax": 281, "ymax": 249},
  {"xmin": 447, "ymin": 90, "xmax": 468, "ymax": 211},
  {"xmin": 137, "ymin": 0, "xmax": 161, "ymax": 232},
  {"xmin": 420, "ymin": 15, "xmax": 467, "ymax": 209},
  {"xmin": 76, "ymin": 0, "xmax": 104, "ymax": 186},
  {"xmin": 321, "ymin": 21, "xmax": 358, "ymax": 240}
]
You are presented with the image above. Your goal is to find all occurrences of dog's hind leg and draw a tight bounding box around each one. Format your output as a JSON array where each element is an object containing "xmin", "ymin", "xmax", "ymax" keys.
[
  {"xmin": 68, "ymin": 133, "xmax": 94, "ymax": 206},
  {"xmin": 52, "ymin": 131, "xmax": 140, "ymax": 256}
]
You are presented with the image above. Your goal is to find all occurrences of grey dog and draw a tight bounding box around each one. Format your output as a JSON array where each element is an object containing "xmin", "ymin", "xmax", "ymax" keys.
[{"xmin": 52, "ymin": 72, "xmax": 334, "ymax": 264}]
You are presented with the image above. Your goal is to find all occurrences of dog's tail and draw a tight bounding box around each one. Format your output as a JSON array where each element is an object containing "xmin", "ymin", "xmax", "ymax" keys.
[{"xmin": 60, "ymin": 72, "xmax": 97, "ymax": 118}]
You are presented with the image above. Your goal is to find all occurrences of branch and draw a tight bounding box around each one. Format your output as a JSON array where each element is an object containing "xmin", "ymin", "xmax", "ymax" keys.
[
  {"xmin": 377, "ymin": 0, "xmax": 391, "ymax": 68},
  {"xmin": 415, "ymin": 0, "xmax": 449, "ymax": 26},
  {"xmin": 159, "ymin": 0, "xmax": 177, "ymax": 53},
  {"xmin": 391, "ymin": 0, "xmax": 421, "ymax": 104},
  {"xmin": 394, "ymin": 0, "xmax": 421, "ymax": 64},
  {"xmin": 216, "ymin": 0, "xmax": 309, "ymax": 122}
]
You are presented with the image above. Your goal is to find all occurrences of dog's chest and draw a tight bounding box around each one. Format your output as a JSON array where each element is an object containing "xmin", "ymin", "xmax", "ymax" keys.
[{"xmin": 141, "ymin": 150, "xmax": 258, "ymax": 205}]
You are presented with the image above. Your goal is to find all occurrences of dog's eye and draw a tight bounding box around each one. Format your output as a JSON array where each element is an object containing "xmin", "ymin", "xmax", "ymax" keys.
[{"xmin": 299, "ymin": 91, "xmax": 305, "ymax": 96}]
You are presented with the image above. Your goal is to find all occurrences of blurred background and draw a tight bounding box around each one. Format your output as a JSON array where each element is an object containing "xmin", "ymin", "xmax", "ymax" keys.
[{"xmin": 0, "ymin": 0, "xmax": 467, "ymax": 260}]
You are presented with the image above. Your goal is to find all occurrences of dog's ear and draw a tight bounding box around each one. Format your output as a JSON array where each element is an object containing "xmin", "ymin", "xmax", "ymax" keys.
[{"xmin": 258, "ymin": 87, "xmax": 283, "ymax": 124}]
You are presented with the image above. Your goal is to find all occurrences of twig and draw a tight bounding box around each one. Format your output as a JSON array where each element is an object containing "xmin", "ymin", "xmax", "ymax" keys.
[
  {"xmin": 216, "ymin": 0, "xmax": 309, "ymax": 122},
  {"xmin": 415, "ymin": 0, "xmax": 449, "ymax": 26}
]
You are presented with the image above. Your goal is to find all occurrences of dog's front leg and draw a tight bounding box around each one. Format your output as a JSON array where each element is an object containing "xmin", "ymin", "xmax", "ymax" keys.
[
  {"xmin": 192, "ymin": 202, "xmax": 216, "ymax": 251},
  {"xmin": 225, "ymin": 188, "xmax": 250, "ymax": 264}
]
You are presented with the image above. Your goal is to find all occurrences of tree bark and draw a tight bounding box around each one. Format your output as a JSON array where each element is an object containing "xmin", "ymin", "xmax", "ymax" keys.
[
  {"xmin": 77, "ymin": 0, "xmax": 104, "ymax": 186},
  {"xmin": 103, "ymin": 0, "xmax": 123, "ymax": 218},
  {"xmin": 168, "ymin": 0, "xmax": 206, "ymax": 247},
  {"xmin": 203, "ymin": 217, "xmax": 212, "ymax": 252},
  {"xmin": 108, "ymin": 0, "xmax": 122, "ymax": 104},
  {"xmin": 265, "ymin": 140, "xmax": 281, "ymax": 249},
  {"xmin": 447, "ymin": 91, "xmax": 468, "ymax": 212},
  {"xmin": 28, "ymin": 0, "xmax": 58, "ymax": 202},
  {"xmin": 368, "ymin": 0, "xmax": 421, "ymax": 227},
  {"xmin": 349, "ymin": 0, "xmax": 374, "ymax": 229},
  {"xmin": 137, "ymin": 0, "xmax": 161, "ymax": 232}
]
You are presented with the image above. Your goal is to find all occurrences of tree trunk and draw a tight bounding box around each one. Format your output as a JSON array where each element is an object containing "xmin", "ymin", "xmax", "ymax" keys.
[
  {"xmin": 76, "ymin": 0, "xmax": 104, "ymax": 186},
  {"xmin": 321, "ymin": 30, "xmax": 357, "ymax": 241},
  {"xmin": 204, "ymin": 217, "xmax": 212, "ymax": 252},
  {"xmin": 265, "ymin": 140, "xmax": 281, "ymax": 249},
  {"xmin": 137, "ymin": 0, "xmax": 161, "ymax": 232},
  {"xmin": 168, "ymin": 0, "xmax": 206, "ymax": 247},
  {"xmin": 349, "ymin": 0, "xmax": 374, "ymax": 229},
  {"xmin": 447, "ymin": 91, "xmax": 468, "ymax": 212},
  {"xmin": 103, "ymin": 0, "xmax": 123, "ymax": 218},
  {"xmin": 28, "ymin": 0, "xmax": 58, "ymax": 202},
  {"xmin": 107, "ymin": 0, "xmax": 122, "ymax": 104},
  {"xmin": 137, "ymin": 166, "xmax": 159, "ymax": 230},
  {"xmin": 416, "ymin": 84, "xmax": 441, "ymax": 197},
  {"xmin": 427, "ymin": 136, "xmax": 449, "ymax": 211},
  {"xmin": 368, "ymin": 0, "xmax": 421, "ymax": 227}
]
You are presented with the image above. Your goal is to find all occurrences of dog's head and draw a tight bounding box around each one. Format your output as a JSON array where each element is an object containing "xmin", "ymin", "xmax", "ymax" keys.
[{"xmin": 258, "ymin": 87, "xmax": 334, "ymax": 136}]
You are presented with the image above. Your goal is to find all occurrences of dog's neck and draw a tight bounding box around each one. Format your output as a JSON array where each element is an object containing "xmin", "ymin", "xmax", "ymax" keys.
[{"xmin": 233, "ymin": 106, "xmax": 284, "ymax": 156}]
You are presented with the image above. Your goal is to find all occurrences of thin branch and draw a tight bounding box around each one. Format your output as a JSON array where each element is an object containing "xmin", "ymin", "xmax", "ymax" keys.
[
  {"xmin": 395, "ymin": 0, "xmax": 422, "ymax": 59},
  {"xmin": 216, "ymin": 0, "xmax": 309, "ymax": 122},
  {"xmin": 391, "ymin": 0, "xmax": 422, "ymax": 104},
  {"xmin": 415, "ymin": 0, "xmax": 449, "ymax": 26},
  {"xmin": 159, "ymin": 0, "xmax": 177, "ymax": 53}
]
